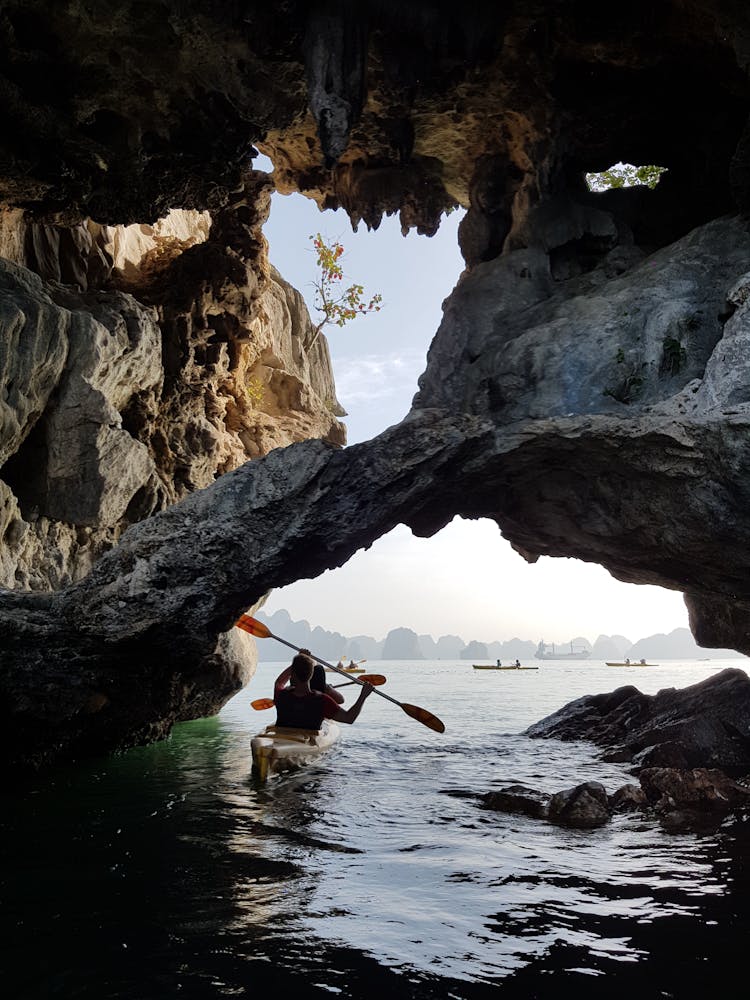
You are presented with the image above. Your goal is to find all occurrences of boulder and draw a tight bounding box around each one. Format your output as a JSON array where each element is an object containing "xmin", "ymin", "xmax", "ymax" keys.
[
  {"xmin": 482, "ymin": 784, "xmax": 551, "ymax": 820},
  {"xmin": 638, "ymin": 767, "xmax": 750, "ymax": 814},
  {"xmin": 609, "ymin": 784, "xmax": 648, "ymax": 813},
  {"xmin": 547, "ymin": 782, "xmax": 611, "ymax": 829},
  {"xmin": 526, "ymin": 669, "xmax": 750, "ymax": 774}
]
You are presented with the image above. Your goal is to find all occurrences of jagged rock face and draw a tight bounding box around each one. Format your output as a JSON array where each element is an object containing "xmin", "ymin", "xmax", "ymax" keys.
[
  {"xmin": 526, "ymin": 668, "xmax": 750, "ymax": 774},
  {"xmin": 0, "ymin": 171, "xmax": 344, "ymax": 591},
  {"xmin": 1, "ymin": 2, "xmax": 747, "ymax": 245},
  {"xmin": 4, "ymin": 2, "xmax": 750, "ymax": 768},
  {"xmin": 411, "ymin": 215, "xmax": 750, "ymax": 642}
]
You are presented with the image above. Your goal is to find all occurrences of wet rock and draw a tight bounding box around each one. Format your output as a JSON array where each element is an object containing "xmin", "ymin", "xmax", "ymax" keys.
[
  {"xmin": 547, "ymin": 782, "xmax": 611, "ymax": 829},
  {"xmin": 481, "ymin": 784, "xmax": 550, "ymax": 820},
  {"xmin": 609, "ymin": 784, "xmax": 648, "ymax": 813},
  {"xmin": 527, "ymin": 669, "xmax": 750, "ymax": 773},
  {"xmin": 630, "ymin": 742, "xmax": 692, "ymax": 771},
  {"xmin": 638, "ymin": 767, "xmax": 750, "ymax": 815}
]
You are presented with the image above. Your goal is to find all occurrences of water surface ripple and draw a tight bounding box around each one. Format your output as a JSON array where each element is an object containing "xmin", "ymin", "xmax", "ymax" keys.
[{"xmin": 3, "ymin": 659, "xmax": 750, "ymax": 998}]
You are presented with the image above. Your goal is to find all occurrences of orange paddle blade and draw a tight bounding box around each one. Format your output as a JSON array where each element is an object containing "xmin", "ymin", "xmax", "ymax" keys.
[
  {"xmin": 401, "ymin": 703, "xmax": 445, "ymax": 733},
  {"xmin": 332, "ymin": 674, "xmax": 387, "ymax": 688},
  {"xmin": 236, "ymin": 614, "xmax": 271, "ymax": 638},
  {"xmin": 251, "ymin": 698, "xmax": 275, "ymax": 710}
]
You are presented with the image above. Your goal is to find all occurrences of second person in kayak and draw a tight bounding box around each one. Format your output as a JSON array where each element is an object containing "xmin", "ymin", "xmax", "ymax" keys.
[{"xmin": 274, "ymin": 652, "xmax": 374, "ymax": 730}]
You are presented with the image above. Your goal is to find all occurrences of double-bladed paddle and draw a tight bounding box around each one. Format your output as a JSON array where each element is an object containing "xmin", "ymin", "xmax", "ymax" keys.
[
  {"xmin": 332, "ymin": 674, "xmax": 385, "ymax": 688},
  {"xmin": 250, "ymin": 673, "xmax": 387, "ymax": 710},
  {"xmin": 237, "ymin": 614, "xmax": 445, "ymax": 733}
]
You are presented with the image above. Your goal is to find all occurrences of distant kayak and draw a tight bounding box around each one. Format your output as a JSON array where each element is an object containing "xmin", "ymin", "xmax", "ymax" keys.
[
  {"xmin": 251, "ymin": 721, "xmax": 340, "ymax": 781},
  {"xmin": 326, "ymin": 666, "xmax": 366, "ymax": 674},
  {"xmin": 473, "ymin": 664, "xmax": 539, "ymax": 670},
  {"xmin": 605, "ymin": 661, "xmax": 658, "ymax": 667}
]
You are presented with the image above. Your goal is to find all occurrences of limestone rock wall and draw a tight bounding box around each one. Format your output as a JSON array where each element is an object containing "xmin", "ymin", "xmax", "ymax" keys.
[
  {"xmin": 0, "ymin": 171, "xmax": 345, "ymax": 591},
  {"xmin": 5, "ymin": 3, "xmax": 750, "ymax": 768}
]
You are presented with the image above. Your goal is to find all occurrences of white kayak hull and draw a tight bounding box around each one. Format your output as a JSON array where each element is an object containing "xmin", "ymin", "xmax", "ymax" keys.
[{"xmin": 251, "ymin": 720, "xmax": 341, "ymax": 781}]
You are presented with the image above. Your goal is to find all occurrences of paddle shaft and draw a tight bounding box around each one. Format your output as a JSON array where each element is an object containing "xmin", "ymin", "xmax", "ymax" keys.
[
  {"xmin": 264, "ymin": 630, "xmax": 406, "ymax": 710},
  {"xmin": 237, "ymin": 614, "xmax": 444, "ymax": 732}
]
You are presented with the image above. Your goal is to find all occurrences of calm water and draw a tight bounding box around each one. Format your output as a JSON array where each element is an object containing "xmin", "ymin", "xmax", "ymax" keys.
[{"xmin": 4, "ymin": 658, "xmax": 750, "ymax": 999}]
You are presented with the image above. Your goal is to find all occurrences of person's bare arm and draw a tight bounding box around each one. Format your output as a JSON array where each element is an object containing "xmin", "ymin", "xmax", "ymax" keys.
[
  {"xmin": 326, "ymin": 683, "xmax": 345, "ymax": 705},
  {"xmin": 274, "ymin": 666, "xmax": 293, "ymax": 691},
  {"xmin": 333, "ymin": 683, "xmax": 374, "ymax": 725}
]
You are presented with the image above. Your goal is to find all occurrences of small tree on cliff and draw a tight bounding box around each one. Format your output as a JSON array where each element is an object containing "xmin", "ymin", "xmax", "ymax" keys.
[{"xmin": 307, "ymin": 233, "xmax": 382, "ymax": 350}]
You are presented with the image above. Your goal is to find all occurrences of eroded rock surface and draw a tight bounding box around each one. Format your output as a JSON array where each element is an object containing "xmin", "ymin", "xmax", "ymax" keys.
[
  {"xmin": 3, "ymin": 3, "xmax": 750, "ymax": 766},
  {"xmin": 0, "ymin": 170, "xmax": 344, "ymax": 591}
]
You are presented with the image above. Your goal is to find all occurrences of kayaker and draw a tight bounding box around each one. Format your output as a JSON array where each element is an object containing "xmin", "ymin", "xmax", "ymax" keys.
[
  {"xmin": 274, "ymin": 653, "xmax": 374, "ymax": 730},
  {"xmin": 300, "ymin": 648, "xmax": 345, "ymax": 705}
]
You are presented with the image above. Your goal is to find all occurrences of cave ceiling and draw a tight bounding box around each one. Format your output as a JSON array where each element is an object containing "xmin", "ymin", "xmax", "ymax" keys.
[
  {"xmin": 3, "ymin": 0, "xmax": 750, "ymax": 767},
  {"xmin": 1, "ymin": 1, "xmax": 747, "ymax": 235}
]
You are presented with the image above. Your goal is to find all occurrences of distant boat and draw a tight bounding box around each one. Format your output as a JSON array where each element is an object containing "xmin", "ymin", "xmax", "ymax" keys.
[
  {"xmin": 473, "ymin": 664, "xmax": 539, "ymax": 671},
  {"xmin": 535, "ymin": 641, "xmax": 590, "ymax": 660},
  {"xmin": 605, "ymin": 659, "xmax": 658, "ymax": 666}
]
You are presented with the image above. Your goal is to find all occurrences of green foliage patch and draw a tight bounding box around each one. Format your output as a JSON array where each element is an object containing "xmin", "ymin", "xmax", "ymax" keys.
[{"xmin": 586, "ymin": 163, "xmax": 668, "ymax": 192}]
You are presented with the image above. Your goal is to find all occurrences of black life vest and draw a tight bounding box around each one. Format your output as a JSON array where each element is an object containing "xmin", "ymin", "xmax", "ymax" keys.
[{"xmin": 274, "ymin": 688, "xmax": 328, "ymax": 730}]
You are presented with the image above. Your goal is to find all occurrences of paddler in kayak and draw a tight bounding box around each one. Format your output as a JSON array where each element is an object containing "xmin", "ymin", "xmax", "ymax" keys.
[
  {"xmin": 274, "ymin": 652, "xmax": 374, "ymax": 729},
  {"xmin": 303, "ymin": 649, "xmax": 345, "ymax": 706}
]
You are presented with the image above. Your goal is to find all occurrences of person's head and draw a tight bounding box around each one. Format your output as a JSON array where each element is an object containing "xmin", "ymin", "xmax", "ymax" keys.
[{"xmin": 290, "ymin": 653, "xmax": 315, "ymax": 685}]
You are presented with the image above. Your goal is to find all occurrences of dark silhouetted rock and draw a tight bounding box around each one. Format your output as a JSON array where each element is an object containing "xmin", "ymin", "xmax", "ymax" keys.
[
  {"xmin": 638, "ymin": 767, "xmax": 750, "ymax": 814},
  {"xmin": 7, "ymin": 4, "xmax": 750, "ymax": 774},
  {"xmin": 609, "ymin": 784, "xmax": 648, "ymax": 812},
  {"xmin": 526, "ymin": 669, "xmax": 750, "ymax": 774},
  {"xmin": 482, "ymin": 784, "xmax": 550, "ymax": 820},
  {"xmin": 547, "ymin": 782, "xmax": 611, "ymax": 829}
]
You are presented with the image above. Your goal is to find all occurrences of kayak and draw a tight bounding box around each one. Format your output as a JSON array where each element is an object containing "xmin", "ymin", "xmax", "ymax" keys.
[
  {"xmin": 605, "ymin": 661, "xmax": 658, "ymax": 666},
  {"xmin": 472, "ymin": 664, "xmax": 539, "ymax": 670},
  {"xmin": 326, "ymin": 666, "xmax": 365, "ymax": 673},
  {"xmin": 251, "ymin": 720, "xmax": 341, "ymax": 781}
]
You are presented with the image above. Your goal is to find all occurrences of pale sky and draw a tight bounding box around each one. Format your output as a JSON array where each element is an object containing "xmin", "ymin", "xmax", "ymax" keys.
[{"xmin": 257, "ymin": 154, "xmax": 690, "ymax": 644}]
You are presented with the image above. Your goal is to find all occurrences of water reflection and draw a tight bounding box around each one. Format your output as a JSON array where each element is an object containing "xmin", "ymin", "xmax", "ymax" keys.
[{"xmin": 3, "ymin": 661, "xmax": 750, "ymax": 998}]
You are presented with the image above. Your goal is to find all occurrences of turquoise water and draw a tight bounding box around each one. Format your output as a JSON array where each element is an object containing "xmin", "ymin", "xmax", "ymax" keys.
[{"xmin": 3, "ymin": 658, "xmax": 750, "ymax": 998}]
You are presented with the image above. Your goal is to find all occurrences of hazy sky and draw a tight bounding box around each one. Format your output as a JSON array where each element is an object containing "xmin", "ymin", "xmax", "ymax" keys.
[{"xmin": 257, "ymin": 155, "xmax": 689, "ymax": 643}]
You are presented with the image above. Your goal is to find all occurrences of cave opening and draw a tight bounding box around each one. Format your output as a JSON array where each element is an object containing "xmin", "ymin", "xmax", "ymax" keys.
[
  {"xmin": 259, "ymin": 164, "xmax": 465, "ymax": 446},
  {"xmin": 585, "ymin": 163, "xmax": 668, "ymax": 192}
]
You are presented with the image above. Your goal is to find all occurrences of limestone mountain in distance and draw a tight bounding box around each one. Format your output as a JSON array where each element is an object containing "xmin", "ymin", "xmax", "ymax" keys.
[{"xmin": 254, "ymin": 609, "xmax": 746, "ymax": 661}]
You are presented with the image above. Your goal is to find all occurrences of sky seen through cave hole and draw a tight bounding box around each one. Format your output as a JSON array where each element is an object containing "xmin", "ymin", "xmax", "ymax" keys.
[{"xmin": 255, "ymin": 154, "xmax": 689, "ymax": 646}]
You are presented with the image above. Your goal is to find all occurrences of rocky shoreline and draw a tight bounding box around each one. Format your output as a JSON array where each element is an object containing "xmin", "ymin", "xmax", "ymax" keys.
[{"xmin": 479, "ymin": 669, "xmax": 750, "ymax": 831}]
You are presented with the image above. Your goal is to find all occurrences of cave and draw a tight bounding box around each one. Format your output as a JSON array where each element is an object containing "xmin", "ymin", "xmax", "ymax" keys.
[{"xmin": 2, "ymin": 1, "xmax": 750, "ymax": 774}]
